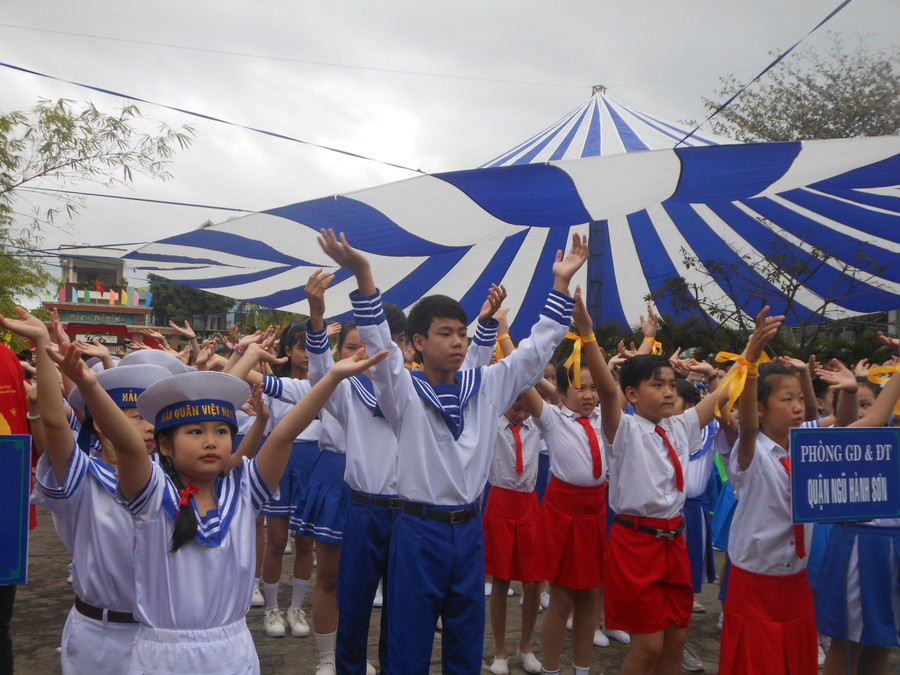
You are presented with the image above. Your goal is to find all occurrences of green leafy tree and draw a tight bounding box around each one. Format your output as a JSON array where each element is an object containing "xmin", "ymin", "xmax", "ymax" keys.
[
  {"xmin": 0, "ymin": 99, "xmax": 194, "ymax": 315},
  {"xmin": 700, "ymin": 33, "xmax": 899, "ymax": 141},
  {"xmin": 147, "ymin": 274, "xmax": 235, "ymax": 326}
]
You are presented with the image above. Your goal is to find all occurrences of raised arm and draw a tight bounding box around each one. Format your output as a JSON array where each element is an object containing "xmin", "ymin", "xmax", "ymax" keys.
[
  {"xmin": 813, "ymin": 360, "xmax": 859, "ymax": 427},
  {"xmin": 256, "ymin": 347, "xmax": 387, "ymax": 491},
  {"xmin": 736, "ymin": 308, "xmax": 784, "ymax": 471},
  {"xmin": 777, "ymin": 356, "xmax": 819, "ymax": 421},
  {"xmin": 0, "ymin": 308, "xmax": 73, "ymax": 485},
  {"xmin": 226, "ymin": 383, "xmax": 270, "ymax": 471}
]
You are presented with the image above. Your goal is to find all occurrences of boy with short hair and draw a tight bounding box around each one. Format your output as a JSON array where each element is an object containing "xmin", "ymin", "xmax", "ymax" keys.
[
  {"xmin": 318, "ymin": 228, "xmax": 586, "ymax": 674},
  {"xmin": 591, "ymin": 352, "xmax": 720, "ymax": 675}
]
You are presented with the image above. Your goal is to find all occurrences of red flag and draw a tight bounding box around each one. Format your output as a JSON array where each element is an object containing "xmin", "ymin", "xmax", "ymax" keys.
[{"xmin": 95, "ymin": 279, "xmax": 104, "ymax": 294}]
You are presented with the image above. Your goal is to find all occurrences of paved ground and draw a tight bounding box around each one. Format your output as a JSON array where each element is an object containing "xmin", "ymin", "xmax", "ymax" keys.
[{"xmin": 10, "ymin": 507, "xmax": 900, "ymax": 673}]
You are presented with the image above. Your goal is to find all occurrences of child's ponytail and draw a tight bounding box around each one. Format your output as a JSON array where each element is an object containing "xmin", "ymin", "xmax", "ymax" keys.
[{"xmin": 157, "ymin": 435, "xmax": 199, "ymax": 552}]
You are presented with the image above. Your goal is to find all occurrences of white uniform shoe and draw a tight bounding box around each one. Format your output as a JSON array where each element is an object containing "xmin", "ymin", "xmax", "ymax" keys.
[
  {"xmin": 264, "ymin": 608, "xmax": 286, "ymax": 637},
  {"xmin": 250, "ymin": 585, "xmax": 264, "ymax": 607},
  {"xmin": 287, "ymin": 607, "xmax": 310, "ymax": 637}
]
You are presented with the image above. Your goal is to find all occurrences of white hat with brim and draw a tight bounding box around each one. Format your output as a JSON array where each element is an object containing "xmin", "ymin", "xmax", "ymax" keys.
[
  {"xmin": 137, "ymin": 371, "xmax": 250, "ymax": 435},
  {"xmin": 86, "ymin": 356, "xmax": 121, "ymax": 371},
  {"xmin": 118, "ymin": 349, "xmax": 193, "ymax": 375},
  {"xmin": 68, "ymin": 364, "xmax": 173, "ymax": 416}
]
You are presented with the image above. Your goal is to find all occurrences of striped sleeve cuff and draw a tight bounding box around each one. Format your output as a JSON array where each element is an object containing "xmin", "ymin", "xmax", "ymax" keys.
[
  {"xmin": 248, "ymin": 457, "xmax": 276, "ymax": 511},
  {"xmin": 304, "ymin": 321, "xmax": 330, "ymax": 355},
  {"xmin": 472, "ymin": 318, "xmax": 499, "ymax": 347},
  {"xmin": 261, "ymin": 374, "xmax": 284, "ymax": 399},
  {"xmin": 541, "ymin": 290, "xmax": 576, "ymax": 325},
  {"xmin": 349, "ymin": 289, "xmax": 386, "ymax": 326},
  {"xmin": 38, "ymin": 443, "xmax": 87, "ymax": 500},
  {"xmin": 125, "ymin": 469, "xmax": 158, "ymax": 516}
]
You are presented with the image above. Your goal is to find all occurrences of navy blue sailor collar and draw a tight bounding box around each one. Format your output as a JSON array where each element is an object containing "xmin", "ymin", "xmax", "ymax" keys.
[
  {"xmin": 409, "ymin": 367, "xmax": 483, "ymax": 440},
  {"xmin": 347, "ymin": 373, "xmax": 384, "ymax": 418}
]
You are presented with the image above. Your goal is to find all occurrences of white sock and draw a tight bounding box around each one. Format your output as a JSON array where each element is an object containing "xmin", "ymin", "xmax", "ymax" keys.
[
  {"xmin": 263, "ymin": 581, "xmax": 280, "ymax": 611},
  {"xmin": 253, "ymin": 577, "xmax": 260, "ymax": 587},
  {"xmin": 574, "ymin": 666, "xmax": 590, "ymax": 675},
  {"xmin": 315, "ymin": 631, "xmax": 336, "ymax": 663},
  {"xmin": 289, "ymin": 577, "xmax": 310, "ymax": 611},
  {"xmin": 543, "ymin": 669, "xmax": 560, "ymax": 675}
]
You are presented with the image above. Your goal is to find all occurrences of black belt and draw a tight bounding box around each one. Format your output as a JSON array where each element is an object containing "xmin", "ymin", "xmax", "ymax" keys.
[
  {"xmin": 75, "ymin": 596, "xmax": 137, "ymax": 624},
  {"xmin": 400, "ymin": 501, "xmax": 477, "ymax": 525},
  {"xmin": 613, "ymin": 514, "xmax": 684, "ymax": 540},
  {"xmin": 351, "ymin": 490, "xmax": 401, "ymax": 510}
]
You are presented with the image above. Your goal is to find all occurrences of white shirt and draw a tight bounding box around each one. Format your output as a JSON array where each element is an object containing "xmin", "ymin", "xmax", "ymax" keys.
[
  {"xmin": 262, "ymin": 376, "xmax": 321, "ymax": 443},
  {"xmin": 489, "ymin": 413, "xmax": 542, "ymax": 492},
  {"xmin": 123, "ymin": 457, "xmax": 273, "ymax": 629},
  {"xmin": 31, "ymin": 447, "xmax": 136, "ymax": 613},
  {"xmin": 604, "ymin": 408, "xmax": 700, "ymax": 519},
  {"xmin": 728, "ymin": 432, "xmax": 811, "ymax": 576},
  {"xmin": 533, "ymin": 405, "xmax": 607, "ymax": 486},
  {"xmin": 353, "ymin": 289, "xmax": 573, "ymax": 505}
]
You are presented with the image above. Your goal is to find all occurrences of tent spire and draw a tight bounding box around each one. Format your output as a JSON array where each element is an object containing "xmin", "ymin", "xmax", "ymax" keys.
[{"xmin": 592, "ymin": 84, "xmax": 607, "ymax": 95}]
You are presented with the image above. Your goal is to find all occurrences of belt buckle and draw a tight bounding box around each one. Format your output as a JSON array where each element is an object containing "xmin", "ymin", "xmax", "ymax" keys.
[
  {"xmin": 448, "ymin": 508, "xmax": 469, "ymax": 525},
  {"xmin": 655, "ymin": 529, "xmax": 676, "ymax": 540}
]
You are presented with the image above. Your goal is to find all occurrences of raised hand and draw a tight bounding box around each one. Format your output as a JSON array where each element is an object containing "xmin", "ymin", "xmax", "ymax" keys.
[
  {"xmin": 639, "ymin": 304, "xmax": 658, "ymax": 338},
  {"xmin": 168, "ymin": 319, "xmax": 196, "ymax": 340},
  {"xmin": 305, "ymin": 268, "xmax": 335, "ymax": 323},
  {"xmin": 330, "ymin": 347, "xmax": 389, "ymax": 379},
  {"xmin": 552, "ymin": 232, "xmax": 588, "ymax": 293},
  {"xmin": 745, "ymin": 306, "xmax": 785, "ymax": 363},
  {"xmin": 478, "ymin": 284, "xmax": 507, "ymax": 323},
  {"xmin": 318, "ymin": 229, "xmax": 369, "ymax": 274},
  {"xmin": 572, "ymin": 286, "xmax": 593, "ymax": 336},
  {"xmin": 46, "ymin": 341, "xmax": 95, "ymax": 389},
  {"xmin": 0, "ymin": 306, "xmax": 51, "ymax": 345}
]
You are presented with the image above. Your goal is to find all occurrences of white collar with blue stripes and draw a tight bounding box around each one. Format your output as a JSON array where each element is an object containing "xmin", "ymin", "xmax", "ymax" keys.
[{"xmin": 409, "ymin": 368, "xmax": 482, "ymax": 440}]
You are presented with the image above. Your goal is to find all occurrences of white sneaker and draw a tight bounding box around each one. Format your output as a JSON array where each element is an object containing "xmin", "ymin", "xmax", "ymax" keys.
[
  {"xmin": 373, "ymin": 582, "xmax": 384, "ymax": 608},
  {"xmin": 566, "ymin": 616, "xmax": 573, "ymax": 631},
  {"xmin": 485, "ymin": 582, "xmax": 493, "ymax": 596},
  {"xmin": 489, "ymin": 657, "xmax": 509, "ymax": 675},
  {"xmin": 817, "ymin": 642, "xmax": 826, "ymax": 668},
  {"xmin": 603, "ymin": 626, "xmax": 631, "ymax": 645},
  {"xmin": 682, "ymin": 643, "xmax": 705, "ymax": 672},
  {"xmin": 250, "ymin": 585, "xmax": 264, "ymax": 607},
  {"xmin": 517, "ymin": 649, "xmax": 542, "ymax": 674},
  {"xmin": 284, "ymin": 539, "xmax": 293, "ymax": 555},
  {"xmin": 315, "ymin": 661, "xmax": 336, "ymax": 675},
  {"xmin": 692, "ymin": 600, "xmax": 705, "ymax": 613},
  {"xmin": 435, "ymin": 616, "xmax": 442, "ymax": 631},
  {"xmin": 540, "ymin": 591, "xmax": 550, "ymax": 611},
  {"xmin": 287, "ymin": 607, "xmax": 310, "ymax": 637},
  {"xmin": 593, "ymin": 629, "xmax": 610, "ymax": 647},
  {"xmin": 264, "ymin": 608, "xmax": 286, "ymax": 637},
  {"xmin": 507, "ymin": 586, "xmax": 514, "ymax": 597},
  {"xmin": 717, "ymin": 612, "xmax": 724, "ymax": 631},
  {"xmin": 365, "ymin": 661, "xmax": 376, "ymax": 675}
]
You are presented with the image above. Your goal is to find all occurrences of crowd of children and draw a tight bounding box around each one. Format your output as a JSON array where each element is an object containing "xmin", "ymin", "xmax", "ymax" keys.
[{"xmin": 4, "ymin": 228, "xmax": 900, "ymax": 674}]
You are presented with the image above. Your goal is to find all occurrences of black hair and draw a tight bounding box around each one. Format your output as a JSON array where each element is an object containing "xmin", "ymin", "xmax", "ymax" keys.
[
  {"xmin": 156, "ymin": 424, "xmax": 235, "ymax": 552},
  {"xmin": 675, "ymin": 378, "xmax": 702, "ymax": 407},
  {"xmin": 823, "ymin": 348, "xmax": 853, "ymax": 370},
  {"xmin": 811, "ymin": 375, "xmax": 830, "ymax": 400},
  {"xmin": 383, "ymin": 302, "xmax": 407, "ymax": 339},
  {"xmin": 336, "ymin": 322, "xmax": 358, "ymax": 354},
  {"xmin": 556, "ymin": 356, "xmax": 588, "ymax": 394},
  {"xmin": 275, "ymin": 323, "xmax": 306, "ymax": 377},
  {"xmin": 857, "ymin": 377, "xmax": 881, "ymax": 399},
  {"xmin": 406, "ymin": 295, "xmax": 467, "ymax": 345},
  {"xmin": 757, "ymin": 362, "xmax": 795, "ymax": 403},
  {"xmin": 618, "ymin": 354, "xmax": 673, "ymax": 393}
]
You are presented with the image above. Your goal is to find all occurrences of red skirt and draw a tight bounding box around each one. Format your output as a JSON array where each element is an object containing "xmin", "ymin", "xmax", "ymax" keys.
[
  {"xmin": 537, "ymin": 478, "xmax": 606, "ymax": 589},
  {"xmin": 604, "ymin": 514, "xmax": 692, "ymax": 633},
  {"xmin": 720, "ymin": 565, "xmax": 817, "ymax": 675},
  {"xmin": 482, "ymin": 486, "xmax": 542, "ymax": 582}
]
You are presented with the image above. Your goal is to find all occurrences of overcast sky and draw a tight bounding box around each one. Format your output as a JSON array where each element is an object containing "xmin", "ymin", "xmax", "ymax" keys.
[{"xmin": 1, "ymin": 0, "xmax": 897, "ymax": 296}]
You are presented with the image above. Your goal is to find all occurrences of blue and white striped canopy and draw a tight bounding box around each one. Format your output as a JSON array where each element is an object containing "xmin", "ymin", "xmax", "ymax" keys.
[{"xmin": 127, "ymin": 91, "xmax": 900, "ymax": 337}]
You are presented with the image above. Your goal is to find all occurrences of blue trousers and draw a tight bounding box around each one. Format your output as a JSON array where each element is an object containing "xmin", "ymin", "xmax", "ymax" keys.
[
  {"xmin": 388, "ymin": 506, "xmax": 484, "ymax": 675},
  {"xmin": 336, "ymin": 495, "xmax": 396, "ymax": 674}
]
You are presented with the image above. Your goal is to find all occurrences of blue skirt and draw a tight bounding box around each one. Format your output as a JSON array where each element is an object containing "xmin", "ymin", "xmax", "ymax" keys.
[
  {"xmin": 261, "ymin": 440, "xmax": 320, "ymax": 518},
  {"xmin": 291, "ymin": 449, "xmax": 351, "ymax": 544},
  {"xmin": 815, "ymin": 523, "xmax": 900, "ymax": 646},
  {"xmin": 684, "ymin": 495, "xmax": 716, "ymax": 592},
  {"xmin": 711, "ymin": 481, "xmax": 737, "ymax": 551}
]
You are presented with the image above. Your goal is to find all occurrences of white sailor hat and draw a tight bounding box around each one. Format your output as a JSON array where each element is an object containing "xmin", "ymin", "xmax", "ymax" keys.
[
  {"xmin": 137, "ymin": 371, "xmax": 250, "ymax": 435},
  {"xmin": 118, "ymin": 349, "xmax": 193, "ymax": 375},
  {"xmin": 69, "ymin": 364, "xmax": 173, "ymax": 417},
  {"xmin": 86, "ymin": 356, "xmax": 121, "ymax": 371}
]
